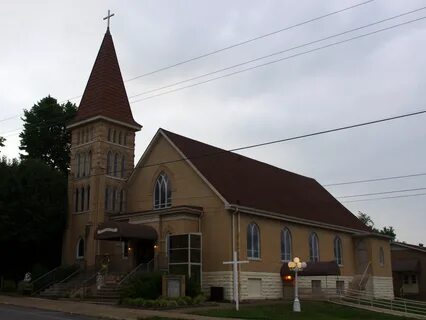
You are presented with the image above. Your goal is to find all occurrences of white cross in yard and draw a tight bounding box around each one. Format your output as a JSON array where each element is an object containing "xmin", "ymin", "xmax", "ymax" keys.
[{"xmin": 223, "ymin": 251, "xmax": 249, "ymax": 311}]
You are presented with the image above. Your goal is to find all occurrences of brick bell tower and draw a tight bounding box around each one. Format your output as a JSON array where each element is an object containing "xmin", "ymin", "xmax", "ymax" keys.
[{"xmin": 62, "ymin": 25, "xmax": 142, "ymax": 268}]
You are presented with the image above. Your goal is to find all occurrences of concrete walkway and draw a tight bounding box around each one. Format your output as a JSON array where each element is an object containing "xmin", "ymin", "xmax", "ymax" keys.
[{"xmin": 0, "ymin": 295, "xmax": 238, "ymax": 320}]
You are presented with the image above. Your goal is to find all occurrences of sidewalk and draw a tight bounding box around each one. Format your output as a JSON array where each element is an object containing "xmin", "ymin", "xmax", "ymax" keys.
[{"xmin": 0, "ymin": 295, "xmax": 237, "ymax": 320}]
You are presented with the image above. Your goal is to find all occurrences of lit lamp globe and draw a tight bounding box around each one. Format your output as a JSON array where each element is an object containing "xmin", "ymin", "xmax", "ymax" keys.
[
  {"xmin": 294, "ymin": 257, "xmax": 300, "ymax": 264},
  {"xmin": 288, "ymin": 261, "xmax": 296, "ymax": 269}
]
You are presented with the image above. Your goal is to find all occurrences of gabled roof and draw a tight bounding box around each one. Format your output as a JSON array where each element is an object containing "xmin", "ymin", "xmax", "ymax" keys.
[
  {"xmin": 70, "ymin": 28, "xmax": 141, "ymax": 129},
  {"xmin": 161, "ymin": 129, "xmax": 370, "ymax": 232}
]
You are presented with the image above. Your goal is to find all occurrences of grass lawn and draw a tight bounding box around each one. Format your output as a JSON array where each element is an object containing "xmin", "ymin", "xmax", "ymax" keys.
[{"xmin": 193, "ymin": 301, "xmax": 414, "ymax": 320}]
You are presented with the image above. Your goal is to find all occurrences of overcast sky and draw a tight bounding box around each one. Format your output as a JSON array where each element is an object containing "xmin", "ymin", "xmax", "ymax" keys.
[{"xmin": 1, "ymin": 0, "xmax": 425, "ymax": 244}]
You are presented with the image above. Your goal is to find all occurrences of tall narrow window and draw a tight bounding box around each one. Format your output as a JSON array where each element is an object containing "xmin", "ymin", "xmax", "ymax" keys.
[
  {"xmin": 108, "ymin": 128, "xmax": 112, "ymax": 141},
  {"xmin": 88, "ymin": 151, "xmax": 92, "ymax": 175},
  {"xmin": 85, "ymin": 128, "xmax": 89, "ymax": 143},
  {"xmin": 107, "ymin": 152, "xmax": 112, "ymax": 175},
  {"xmin": 113, "ymin": 130, "xmax": 116, "ymax": 143},
  {"xmin": 112, "ymin": 188, "xmax": 117, "ymax": 212},
  {"xmin": 119, "ymin": 132, "xmax": 122, "ymax": 145},
  {"xmin": 379, "ymin": 247, "xmax": 385, "ymax": 267},
  {"xmin": 334, "ymin": 236, "xmax": 343, "ymax": 265},
  {"xmin": 281, "ymin": 227, "xmax": 292, "ymax": 262},
  {"xmin": 80, "ymin": 187, "xmax": 85, "ymax": 212},
  {"xmin": 86, "ymin": 185, "xmax": 90, "ymax": 211},
  {"xmin": 123, "ymin": 133, "xmax": 127, "ymax": 146},
  {"xmin": 247, "ymin": 223, "xmax": 260, "ymax": 259},
  {"xmin": 105, "ymin": 187, "xmax": 109, "ymax": 210},
  {"xmin": 76, "ymin": 238, "xmax": 84, "ymax": 259},
  {"xmin": 122, "ymin": 240, "xmax": 129, "ymax": 258},
  {"xmin": 76, "ymin": 153, "xmax": 81, "ymax": 178},
  {"xmin": 77, "ymin": 131, "xmax": 80, "ymax": 145},
  {"xmin": 75, "ymin": 188, "xmax": 79, "ymax": 212},
  {"xmin": 119, "ymin": 189, "xmax": 124, "ymax": 212},
  {"xmin": 82, "ymin": 153, "xmax": 87, "ymax": 177},
  {"xmin": 114, "ymin": 153, "xmax": 118, "ymax": 176},
  {"xmin": 309, "ymin": 232, "xmax": 320, "ymax": 262},
  {"xmin": 154, "ymin": 172, "xmax": 172, "ymax": 209},
  {"xmin": 121, "ymin": 155, "xmax": 125, "ymax": 178}
]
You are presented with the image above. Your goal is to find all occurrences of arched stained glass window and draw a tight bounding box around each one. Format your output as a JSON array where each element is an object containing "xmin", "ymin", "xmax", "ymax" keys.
[
  {"xmin": 107, "ymin": 152, "xmax": 112, "ymax": 175},
  {"xmin": 334, "ymin": 236, "xmax": 343, "ymax": 265},
  {"xmin": 247, "ymin": 223, "xmax": 260, "ymax": 259},
  {"xmin": 281, "ymin": 227, "xmax": 292, "ymax": 262},
  {"xmin": 154, "ymin": 172, "xmax": 171, "ymax": 209},
  {"xmin": 113, "ymin": 153, "xmax": 118, "ymax": 176},
  {"xmin": 121, "ymin": 155, "xmax": 125, "ymax": 178},
  {"xmin": 86, "ymin": 185, "xmax": 90, "ymax": 211},
  {"xmin": 76, "ymin": 153, "xmax": 81, "ymax": 178},
  {"xmin": 309, "ymin": 232, "xmax": 320, "ymax": 262}
]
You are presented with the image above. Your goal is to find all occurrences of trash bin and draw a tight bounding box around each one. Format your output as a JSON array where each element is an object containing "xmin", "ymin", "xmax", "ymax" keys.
[{"xmin": 210, "ymin": 286, "xmax": 224, "ymax": 301}]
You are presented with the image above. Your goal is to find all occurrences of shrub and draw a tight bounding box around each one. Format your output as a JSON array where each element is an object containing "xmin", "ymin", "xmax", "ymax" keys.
[
  {"xmin": 2, "ymin": 279, "xmax": 17, "ymax": 292},
  {"xmin": 120, "ymin": 272, "xmax": 163, "ymax": 300},
  {"xmin": 185, "ymin": 276, "xmax": 201, "ymax": 297},
  {"xmin": 193, "ymin": 294, "xmax": 207, "ymax": 304}
]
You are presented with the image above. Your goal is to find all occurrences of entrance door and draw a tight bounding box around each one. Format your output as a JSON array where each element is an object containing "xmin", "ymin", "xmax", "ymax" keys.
[{"xmin": 134, "ymin": 239, "xmax": 154, "ymax": 265}]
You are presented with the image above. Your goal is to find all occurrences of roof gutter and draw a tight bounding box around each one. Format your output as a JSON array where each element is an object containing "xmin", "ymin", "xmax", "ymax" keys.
[{"xmin": 225, "ymin": 203, "xmax": 370, "ymax": 235}]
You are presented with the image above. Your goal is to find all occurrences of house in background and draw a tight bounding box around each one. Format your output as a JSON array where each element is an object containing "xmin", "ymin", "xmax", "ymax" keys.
[
  {"xmin": 61, "ymin": 26, "xmax": 394, "ymax": 300},
  {"xmin": 391, "ymin": 242, "xmax": 426, "ymax": 300}
]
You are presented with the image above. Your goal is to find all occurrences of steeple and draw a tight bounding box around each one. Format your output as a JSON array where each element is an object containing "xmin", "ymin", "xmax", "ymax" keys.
[{"xmin": 70, "ymin": 29, "xmax": 141, "ymax": 130}]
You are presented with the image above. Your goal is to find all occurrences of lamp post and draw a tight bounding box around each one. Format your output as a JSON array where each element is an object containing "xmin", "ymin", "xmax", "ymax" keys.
[{"xmin": 288, "ymin": 257, "xmax": 307, "ymax": 312}]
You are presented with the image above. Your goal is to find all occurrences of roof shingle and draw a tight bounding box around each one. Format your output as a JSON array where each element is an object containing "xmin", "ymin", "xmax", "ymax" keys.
[
  {"xmin": 162, "ymin": 129, "xmax": 370, "ymax": 232},
  {"xmin": 72, "ymin": 29, "xmax": 140, "ymax": 128}
]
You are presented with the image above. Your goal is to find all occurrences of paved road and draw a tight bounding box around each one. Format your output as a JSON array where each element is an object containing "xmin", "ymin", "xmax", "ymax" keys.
[{"xmin": 0, "ymin": 304, "xmax": 100, "ymax": 320}]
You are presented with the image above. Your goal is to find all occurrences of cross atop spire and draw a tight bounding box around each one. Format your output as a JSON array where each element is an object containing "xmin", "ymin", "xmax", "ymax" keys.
[{"xmin": 103, "ymin": 10, "xmax": 115, "ymax": 29}]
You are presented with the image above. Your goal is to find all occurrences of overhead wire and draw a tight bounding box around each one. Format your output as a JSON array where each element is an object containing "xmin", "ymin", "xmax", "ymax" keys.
[
  {"xmin": 128, "ymin": 6, "xmax": 426, "ymax": 100},
  {"xmin": 131, "ymin": 15, "xmax": 426, "ymax": 103},
  {"xmin": 0, "ymin": 0, "xmax": 376, "ymax": 123}
]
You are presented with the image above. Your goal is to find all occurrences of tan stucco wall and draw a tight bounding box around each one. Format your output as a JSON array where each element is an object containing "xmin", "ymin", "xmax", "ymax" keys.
[
  {"xmin": 126, "ymin": 134, "xmax": 231, "ymax": 272},
  {"xmin": 235, "ymin": 213, "xmax": 357, "ymax": 276},
  {"xmin": 62, "ymin": 120, "xmax": 137, "ymax": 267}
]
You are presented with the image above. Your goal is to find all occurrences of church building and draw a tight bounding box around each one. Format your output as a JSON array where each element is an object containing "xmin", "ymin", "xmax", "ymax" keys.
[{"xmin": 62, "ymin": 26, "xmax": 394, "ymax": 300}]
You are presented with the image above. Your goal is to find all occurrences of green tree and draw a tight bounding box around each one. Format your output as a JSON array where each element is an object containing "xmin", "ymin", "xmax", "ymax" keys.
[
  {"xmin": 0, "ymin": 158, "xmax": 67, "ymax": 279},
  {"xmin": 357, "ymin": 211, "xmax": 397, "ymax": 241},
  {"xmin": 19, "ymin": 96, "xmax": 77, "ymax": 175},
  {"xmin": 379, "ymin": 226, "xmax": 396, "ymax": 241},
  {"xmin": 357, "ymin": 211, "xmax": 375, "ymax": 228},
  {"xmin": 0, "ymin": 136, "xmax": 5, "ymax": 152}
]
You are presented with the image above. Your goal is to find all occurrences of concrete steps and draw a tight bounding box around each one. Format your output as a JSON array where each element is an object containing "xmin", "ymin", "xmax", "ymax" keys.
[{"xmin": 95, "ymin": 283, "xmax": 120, "ymax": 303}]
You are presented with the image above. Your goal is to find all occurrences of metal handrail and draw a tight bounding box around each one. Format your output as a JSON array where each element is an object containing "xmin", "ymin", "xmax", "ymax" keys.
[
  {"xmin": 58, "ymin": 268, "xmax": 81, "ymax": 284},
  {"xmin": 118, "ymin": 259, "xmax": 154, "ymax": 286},
  {"xmin": 30, "ymin": 266, "xmax": 60, "ymax": 285},
  {"xmin": 358, "ymin": 261, "xmax": 371, "ymax": 290},
  {"xmin": 306, "ymin": 287, "xmax": 426, "ymax": 317}
]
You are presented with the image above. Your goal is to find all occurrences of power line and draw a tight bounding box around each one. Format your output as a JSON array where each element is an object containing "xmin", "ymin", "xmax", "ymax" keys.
[
  {"xmin": 341, "ymin": 192, "xmax": 426, "ymax": 203},
  {"xmin": 130, "ymin": 15, "xmax": 426, "ymax": 103},
  {"xmin": 70, "ymin": 108, "xmax": 426, "ymax": 180},
  {"xmin": 324, "ymin": 172, "xmax": 426, "ymax": 186},
  {"xmin": 19, "ymin": 0, "xmax": 375, "ymax": 106},
  {"xmin": 2, "ymin": 7, "xmax": 423, "ymax": 130},
  {"xmin": 338, "ymin": 187, "xmax": 426, "ymax": 198},
  {"xmin": 128, "ymin": 7, "xmax": 426, "ymax": 100},
  {"xmin": 124, "ymin": 0, "xmax": 375, "ymax": 82}
]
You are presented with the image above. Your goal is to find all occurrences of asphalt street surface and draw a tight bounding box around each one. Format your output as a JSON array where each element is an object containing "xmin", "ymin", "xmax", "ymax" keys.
[{"xmin": 0, "ymin": 304, "xmax": 101, "ymax": 320}]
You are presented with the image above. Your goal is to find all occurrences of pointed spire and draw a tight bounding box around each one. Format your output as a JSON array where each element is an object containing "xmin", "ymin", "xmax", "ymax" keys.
[{"xmin": 71, "ymin": 29, "xmax": 141, "ymax": 130}]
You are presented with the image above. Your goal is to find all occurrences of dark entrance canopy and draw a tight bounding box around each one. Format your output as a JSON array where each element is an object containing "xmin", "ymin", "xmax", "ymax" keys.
[
  {"xmin": 392, "ymin": 259, "xmax": 420, "ymax": 272},
  {"xmin": 281, "ymin": 260, "xmax": 341, "ymax": 277},
  {"xmin": 95, "ymin": 221, "xmax": 158, "ymax": 241}
]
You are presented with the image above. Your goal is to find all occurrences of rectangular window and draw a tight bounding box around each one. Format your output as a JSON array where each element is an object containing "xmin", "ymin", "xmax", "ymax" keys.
[
  {"xmin": 336, "ymin": 280, "xmax": 344, "ymax": 294},
  {"xmin": 168, "ymin": 233, "xmax": 202, "ymax": 285},
  {"xmin": 411, "ymin": 275, "xmax": 417, "ymax": 284},
  {"xmin": 404, "ymin": 275, "xmax": 409, "ymax": 284},
  {"xmin": 312, "ymin": 280, "xmax": 322, "ymax": 294}
]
